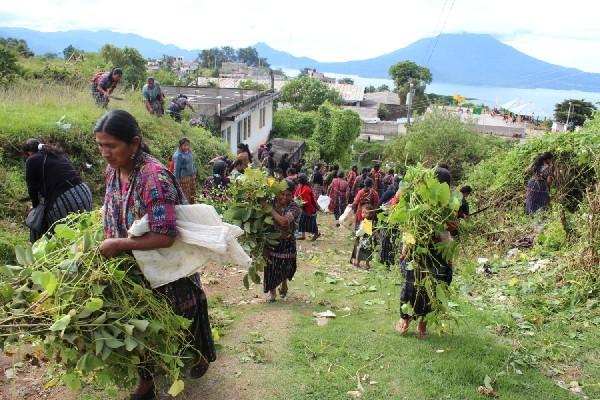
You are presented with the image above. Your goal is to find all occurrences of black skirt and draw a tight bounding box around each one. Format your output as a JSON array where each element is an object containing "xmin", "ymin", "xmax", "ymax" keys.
[
  {"xmin": 525, "ymin": 178, "xmax": 550, "ymax": 214},
  {"xmin": 379, "ymin": 228, "xmax": 395, "ymax": 268},
  {"xmin": 399, "ymin": 253, "xmax": 452, "ymax": 320},
  {"xmin": 333, "ymin": 195, "xmax": 347, "ymax": 220},
  {"xmin": 264, "ymin": 238, "xmax": 297, "ymax": 292},
  {"xmin": 155, "ymin": 274, "xmax": 217, "ymax": 363},
  {"xmin": 298, "ymin": 212, "xmax": 319, "ymax": 234}
]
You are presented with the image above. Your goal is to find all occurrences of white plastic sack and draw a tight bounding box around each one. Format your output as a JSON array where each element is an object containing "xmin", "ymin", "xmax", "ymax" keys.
[
  {"xmin": 339, "ymin": 205, "xmax": 355, "ymax": 229},
  {"xmin": 317, "ymin": 195, "xmax": 331, "ymax": 211},
  {"xmin": 128, "ymin": 204, "xmax": 251, "ymax": 288}
]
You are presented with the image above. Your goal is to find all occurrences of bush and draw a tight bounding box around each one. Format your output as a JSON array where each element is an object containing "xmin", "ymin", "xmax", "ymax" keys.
[
  {"xmin": 272, "ymin": 108, "xmax": 316, "ymax": 139},
  {"xmin": 385, "ymin": 109, "xmax": 509, "ymax": 180},
  {"xmin": 279, "ymin": 77, "xmax": 343, "ymax": 111},
  {"xmin": 314, "ymin": 101, "xmax": 360, "ymax": 164}
]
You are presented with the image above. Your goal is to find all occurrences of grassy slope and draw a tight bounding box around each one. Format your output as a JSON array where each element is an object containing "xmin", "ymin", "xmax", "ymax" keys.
[
  {"xmin": 222, "ymin": 218, "xmax": 577, "ymax": 400},
  {"xmin": 0, "ymin": 82, "xmax": 230, "ymax": 263}
]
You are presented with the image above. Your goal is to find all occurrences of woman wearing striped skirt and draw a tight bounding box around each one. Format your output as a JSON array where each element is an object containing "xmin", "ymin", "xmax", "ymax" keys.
[
  {"xmin": 327, "ymin": 171, "xmax": 349, "ymax": 227},
  {"xmin": 264, "ymin": 180, "xmax": 301, "ymax": 302},
  {"xmin": 173, "ymin": 138, "xmax": 198, "ymax": 203},
  {"xmin": 23, "ymin": 139, "xmax": 93, "ymax": 242},
  {"xmin": 294, "ymin": 174, "xmax": 321, "ymax": 241}
]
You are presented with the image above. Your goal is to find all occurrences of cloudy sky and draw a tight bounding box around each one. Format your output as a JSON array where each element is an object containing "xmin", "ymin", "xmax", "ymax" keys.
[{"xmin": 1, "ymin": 0, "xmax": 599, "ymax": 72}]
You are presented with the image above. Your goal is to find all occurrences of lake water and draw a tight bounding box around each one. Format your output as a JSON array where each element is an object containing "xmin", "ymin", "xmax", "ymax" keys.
[{"xmin": 279, "ymin": 68, "xmax": 600, "ymax": 118}]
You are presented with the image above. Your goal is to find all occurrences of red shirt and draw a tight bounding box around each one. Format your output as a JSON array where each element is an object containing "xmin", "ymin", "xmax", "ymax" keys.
[{"xmin": 294, "ymin": 183, "xmax": 318, "ymax": 215}]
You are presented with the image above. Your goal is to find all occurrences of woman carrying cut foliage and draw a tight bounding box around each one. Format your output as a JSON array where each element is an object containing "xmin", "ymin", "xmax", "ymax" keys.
[
  {"xmin": 264, "ymin": 179, "xmax": 301, "ymax": 302},
  {"xmin": 295, "ymin": 173, "xmax": 321, "ymax": 241},
  {"xmin": 173, "ymin": 138, "xmax": 197, "ymax": 203},
  {"xmin": 94, "ymin": 109, "xmax": 216, "ymax": 400},
  {"xmin": 327, "ymin": 171, "xmax": 349, "ymax": 227},
  {"xmin": 525, "ymin": 152, "xmax": 553, "ymax": 214}
]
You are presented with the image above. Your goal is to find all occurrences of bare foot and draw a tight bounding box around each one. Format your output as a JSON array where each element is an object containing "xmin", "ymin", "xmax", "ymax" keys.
[
  {"xmin": 395, "ymin": 319, "xmax": 410, "ymax": 334},
  {"xmin": 311, "ymin": 233, "xmax": 321, "ymax": 241},
  {"xmin": 416, "ymin": 320, "xmax": 427, "ymax": 338}
]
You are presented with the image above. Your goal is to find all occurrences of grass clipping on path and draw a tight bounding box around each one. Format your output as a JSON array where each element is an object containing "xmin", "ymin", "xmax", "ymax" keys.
[
  {"xmin": 0, "ymin": 211, "xmax": 192, "ymax": 396},
  {"xmin": 381, "ymin": 164, "xmax": 462, "ymax": 330}
]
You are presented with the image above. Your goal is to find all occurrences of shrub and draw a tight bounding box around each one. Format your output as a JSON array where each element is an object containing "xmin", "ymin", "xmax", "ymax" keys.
[
  {"xmin": 272, "ymin": 108, "xmax": 316, "ymax": 139},
  {"xmin": 385, "ymin": 109, "xmax": 510, "ymax": 180}
]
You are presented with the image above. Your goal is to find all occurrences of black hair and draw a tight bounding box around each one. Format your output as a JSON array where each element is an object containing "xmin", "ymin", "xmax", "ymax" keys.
[
  {"xmin": 531, "ymin": 152, "xmax": 554, "ymax": 173},
  {"xmin": 287, "ymin": 168, "xmax": 297, "ymax": 176},
  {"xmin": 179, "ymin": 137, "xmax": 190, "ymax": 147},
  {"xmin": 373, "ymin": 164, "xmax": 380, "ymax": 170},
  {"xmin": 460, "ymin": 185, "xmax": 473, "ymax": 194},
  {"xmin": 94, "ymin": 110, "xmax": 150, "ymax": 153},
  {"xmin": 266, "ymin": 143, "xmax": 272, "ymax": 149},
  {"xmin": 297, "ymin": 173, "xmax": 308, "ymax": 185},
  {"xmin": 273, "ymin": 167, "xmax": 284, "ymax": 175},
  {"xmin": 361, "ymin": 167, "xmax": 369, "ymax": 174},
  {"xmin": 268, "ymin": 151, "xmax": 275, "ymax": 157},
  {"xmin": 438, "ymin": 162, "xmax": 449, "ymax": 170},
  {"xmin": 284, "ymin": 179, "xmax": 296, "ymax": 192},
  {"xmin": 351, "ymin": 165, "xmax": 358, "ymax": 172},
  {"xmin": 388, "ymin": 168, "xmax": 394, "ymax": 174},
  {"xmin": 213, "ymin": 159, "xmax": 227, "ymax": 176},
  {"xmin": 364, "ymin": 177, "xmax": 373, "ymax": 188},
  {"xmin": 332, "ymin": 164, "xmax": 339, "ymax": 171},
  {"xmin": 237, "ymin": 143, "xmax": 253, "ymax": 162},
  {"xmin": 282, "ymin": 153, "xmax": 289, "ymax": 160},
  {"xmin": 110, "ymin": 67, "xmax": 123, "ymax": 78},
  {"xmin": 22, "ymin": 138, "xmax": 62, "ymax": 156},
  {"xmin": 337, "ymin": 171, "xmax": 344, "ymax": 178}
]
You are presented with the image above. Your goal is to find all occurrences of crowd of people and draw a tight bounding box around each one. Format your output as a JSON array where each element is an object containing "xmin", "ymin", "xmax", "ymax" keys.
[{"xmin": 17, "ymin": 70, "xmax": 557, "ymax": 397}]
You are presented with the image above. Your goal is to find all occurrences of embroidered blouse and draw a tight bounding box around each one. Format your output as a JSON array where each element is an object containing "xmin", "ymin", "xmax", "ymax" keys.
[{"xmin": 103, "ymin": 152, "xmax": 185, "ymax": 239}]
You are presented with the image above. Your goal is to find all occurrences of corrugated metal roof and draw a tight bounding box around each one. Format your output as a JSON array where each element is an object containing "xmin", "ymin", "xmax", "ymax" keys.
[
  {"xmin": 328, "ymin": 83, "xmax": 365, "ymax": 102},
  {"xmin": 364, "ymin": 91, "xmax": 400, "ymax": 105},
  {"xmin": 343, "ymin": 106, "xmax": 378, "ymax": 120}
]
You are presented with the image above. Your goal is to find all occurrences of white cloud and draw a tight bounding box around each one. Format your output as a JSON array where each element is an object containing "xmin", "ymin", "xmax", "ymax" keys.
[{"xmin": 1, "ymin": 0, "xmax": 600, "ymax": 71}]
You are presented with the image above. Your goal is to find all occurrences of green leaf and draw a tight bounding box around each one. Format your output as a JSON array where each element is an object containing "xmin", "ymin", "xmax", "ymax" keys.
[
  {"xmin": 32, "ymin": 236, "xmax": 49, "ymax": 259},
  {"xmin": 14, "ymin": 245, "xmax": 34, "ymax": 266},
  {"xmin": 248, "ymin": 266, "xmax": 261, "ymax": 284},
  {"xmin": 84, "ymin": 298, "xmax": 104, "ymax": 312},
  {"xmin": 129, "ymin": 319, "xmax": 149, "ymax": 332},
  {"xmin": 168, "ymin": 380, "xmax": 185, "ymax": 397},
  {"xmin": 0, "ymin": 283, "xmax": 14, "ymax": 300},
  {"xmin": 124, "ymin": 336, "xmax": 137, "ymax": 351},
  {"xmin": 77, "ymin": 352, "xmax": 103, "ymax": 372},
  {"xmin": 91, "ymin": 312, "xmax": 107, "ymax": 325},
  {"xmin": 243, "ymin": 273, "xmax": 250, "ymax": 289},
  {"xmin": 122, "ymin": 323, "xmax": 134, "ymax": 336},
  {"xmin": 49, "ymin": 314, "xmax": 71, "ymax": 332},
  {"xmin": 31, "ymin": 271, "xmax": 58, "ymax": 295},
  {"xmin": 62, "ymin": 372, "xmax": 81, "ymax": 390},
  {"xmin": 484, "ymin": 375, "xmax": 494, "ymax": 391},
  {"xmin": 94, "ymin": 332, "xmax": 104, "ymax": 356},
  {"xmin": 54, "ymin": 224, "xmax": 77, "ymax": 240}
]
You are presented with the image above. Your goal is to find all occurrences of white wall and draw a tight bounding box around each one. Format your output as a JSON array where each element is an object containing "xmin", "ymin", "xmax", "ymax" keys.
[{"xmin": 220, "ymin": 98, "xmax": 273, "ymax": 155}]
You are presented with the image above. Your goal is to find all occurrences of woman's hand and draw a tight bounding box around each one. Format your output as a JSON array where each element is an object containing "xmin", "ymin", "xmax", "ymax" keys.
[{"xmin": 99, "ymin": 238, "xmax": 124, "ymax": 258}]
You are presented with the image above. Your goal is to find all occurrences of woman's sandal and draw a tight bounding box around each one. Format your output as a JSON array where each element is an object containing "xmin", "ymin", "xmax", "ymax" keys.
[
  {"xmin": 265, "ymin": 297, "xmax": 277, "ymax": 303},
  {"xmin": 311, "ymin": 233, "xmax": 321, "ymax": 241},
  {"xmin": 279, "ymin": 288, "xmax": 288, "ymax": 298}
]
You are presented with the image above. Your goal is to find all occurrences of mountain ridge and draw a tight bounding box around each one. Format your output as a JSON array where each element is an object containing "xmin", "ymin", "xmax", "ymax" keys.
[{"xmin": 1, "ymin": 27, "xmax": 599, "ymax": 91}]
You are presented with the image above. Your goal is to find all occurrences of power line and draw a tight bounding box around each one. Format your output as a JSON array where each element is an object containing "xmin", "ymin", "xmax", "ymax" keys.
[{"xmin": 424, "ymin": 0, "xmax": 456, "ymax": 68}]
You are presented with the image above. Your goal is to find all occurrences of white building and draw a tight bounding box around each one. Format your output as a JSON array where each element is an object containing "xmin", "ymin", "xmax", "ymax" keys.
[{"xmin": 160, "ymin": 86, "xmax": 278, "ymax": 155}]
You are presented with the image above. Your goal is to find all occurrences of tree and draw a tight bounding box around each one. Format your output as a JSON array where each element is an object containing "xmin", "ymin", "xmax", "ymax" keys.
[
  {"xmin": 280, "ymin": 77, "xmax": 343, "ymax": 111},
  {"xmin": 0, "ymin": 37, "xmax": 33, "ymax": 57},
  {"xmin": 63, "ymin": 45, "xmax": 82, "ymax": 60},
  {"xmin": 221, "ymin": 46, "xmax": 237, "ymax": 62},
  {"xmin": 389, "ymin": 61, "xmax": 432, "ymax": 113},
  {"xmin": 554, "ymin": 99, "xmax": 596, "ymax": 130},
  {"xmin": 338, "ymin": 77, "xmax": 354, "ymax": 84},
  {"xmin": 0, "ymin": 45, "xmax": 20, "ymax": 84},
  {"xmin": 385, "ymin": 109, "xmax": 506, "ymax": 179},
  {"xmin": 314, "ymin": 102, "xmax": 361, "ymax": 163},
  {"xmin": 100, "ymin": 45, "xmax": 147, "ymax": 88},
  {"xmin": 273, "ymin": 109, "xmax": 317, "ymax": 139},
  {"xmin": 377, "ymin": 103, "xmax": 391, "ymax": 120},
  {"xmin": 377, "ymin": 84, "xmax": 390, "ymax": 92}
]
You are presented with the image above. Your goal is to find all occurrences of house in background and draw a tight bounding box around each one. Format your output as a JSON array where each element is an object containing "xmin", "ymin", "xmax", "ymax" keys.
[{"xmin": 161, "ymin": 86, "xmax": 279, "ymax": 155}]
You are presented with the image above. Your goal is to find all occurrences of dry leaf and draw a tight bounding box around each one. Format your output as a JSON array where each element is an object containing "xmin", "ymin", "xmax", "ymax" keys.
[{"xmin": 477, "ymin": 386, "xmax": 498, "ymax": 397}]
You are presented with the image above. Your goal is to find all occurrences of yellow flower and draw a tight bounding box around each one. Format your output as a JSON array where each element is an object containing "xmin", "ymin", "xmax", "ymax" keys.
[
  {"xmin": 267, "ymin": 178, "xmax": 275, "ymax": 186},
  {"xmin": 363, "ymin": 219, "xmax": 373, "ymax": 235},
  {"xmin": 402, "ymin": 232, "xmax": 416, "ymax": 245}
]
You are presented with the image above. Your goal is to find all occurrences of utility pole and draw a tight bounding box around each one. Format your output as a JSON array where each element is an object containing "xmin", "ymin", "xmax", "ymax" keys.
[
  {"xmin": 406, "ymin": 80, "xmax": 415, "ymax": 125},
  {"xmin": 565, "ymin": 101, "xmax": 573, "ymax": 131}
]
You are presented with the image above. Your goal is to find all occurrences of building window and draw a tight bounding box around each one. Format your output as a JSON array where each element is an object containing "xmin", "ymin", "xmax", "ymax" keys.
[
  {"xmin": 226, "ymin": 127, "xmax": 231, "ymax": 144},
  {"xmin": 247, "ymin": 115, "xmax": 251, "ymax": 138},
  {"xmin": 259, "ymin": 107, "xmax": 266, "ymax": 128},
  {"xmin": 221, "ymin": 129, "xmax": 226, "ymax": 142},
  {"xmin": 243, "ymin": 118, "xmax": 247, "ymax": 140},
  {"xmin": 237, "ymin": 121, "xmax": 242, "ymax": 144}
]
